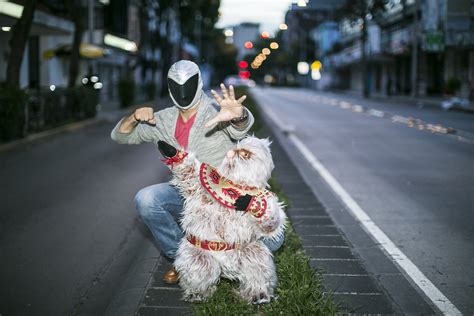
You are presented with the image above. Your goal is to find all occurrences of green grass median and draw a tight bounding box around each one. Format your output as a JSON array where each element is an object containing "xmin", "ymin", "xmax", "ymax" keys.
[{"xmin": 191, "ymin": 87, "xmax": 339, "ymax": 315}]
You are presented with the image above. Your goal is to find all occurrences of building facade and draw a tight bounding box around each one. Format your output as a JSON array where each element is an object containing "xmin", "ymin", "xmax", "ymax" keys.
[{"xmin": 324, "ymin": 0, "xmax": 474, "ymax": 99}]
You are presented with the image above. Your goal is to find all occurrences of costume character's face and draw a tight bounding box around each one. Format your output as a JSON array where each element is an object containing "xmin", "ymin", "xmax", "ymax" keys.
[
  {"xmin": 219, "ymin": 136, "xmax": 274, "ymax": 188},
  {"xmin": 167, "ymin": 60, "xmax": 203, "ymax": 110}
]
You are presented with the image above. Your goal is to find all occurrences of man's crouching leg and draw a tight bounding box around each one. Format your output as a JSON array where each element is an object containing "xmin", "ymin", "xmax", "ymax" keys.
[
  {"xmin": 261, "ymin": 233, "xmax": 285, "ymax": 253},
  {"xmin": 134, "ymin": 182, "xmax": 184, "ymax": 283}
]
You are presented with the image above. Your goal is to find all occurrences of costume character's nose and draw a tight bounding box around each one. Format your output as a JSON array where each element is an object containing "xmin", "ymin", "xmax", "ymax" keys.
[{"xmin": 227, "ymin": 149, "xmax": 236, "ymax": 159}]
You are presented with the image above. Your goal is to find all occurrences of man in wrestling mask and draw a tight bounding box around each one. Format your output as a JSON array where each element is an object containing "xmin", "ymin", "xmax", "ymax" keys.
[{"xmin": 111, "ymin": 60, "xmax": 283, "ymax": 283}]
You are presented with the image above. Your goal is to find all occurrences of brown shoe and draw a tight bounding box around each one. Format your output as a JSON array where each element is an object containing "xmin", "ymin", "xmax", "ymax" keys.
[{"xmin": 163, "ymin": 267, "xmax": 179, "ymax": 284}]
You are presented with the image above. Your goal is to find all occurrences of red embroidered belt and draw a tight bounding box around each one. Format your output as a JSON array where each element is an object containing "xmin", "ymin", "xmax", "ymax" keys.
[{"xmin": 187, "ymin": 235, "xmax": 236, "ymax": 251}]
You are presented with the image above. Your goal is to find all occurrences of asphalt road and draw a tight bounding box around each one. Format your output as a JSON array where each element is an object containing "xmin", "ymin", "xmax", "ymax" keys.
[
  {"xmin": 0, "ymin": 117, "xmax": 168, "ymax": 315},
  {"xmin": 252, "ymin": 87, "xmax": 474, "ymax": 314}
]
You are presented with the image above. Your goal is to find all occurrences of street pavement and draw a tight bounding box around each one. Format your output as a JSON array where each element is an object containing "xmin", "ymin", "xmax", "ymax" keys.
[
  {"xmin": 0, "ymin": 108, "xmax": 170, "ymax": 315},
  {"xmin": 1, "ymin": 88, "xmax": 472, "ymax": 314},
  {"xmin": 252, "ymin": 87, "xmax": 474, "ymax": 314}
]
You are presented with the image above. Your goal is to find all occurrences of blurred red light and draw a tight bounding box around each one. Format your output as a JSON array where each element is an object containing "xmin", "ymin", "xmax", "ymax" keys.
[
  {"xmin": 261, "ymin": 31, "xmax": 270, "ymax": 38},
  {"xmin": 239, "ymin": 61, "xmax": 248, "ymax": 68},
  {"xmin": 244, "ymin": 41, "xmax": 253, "ymax": 49},
  {"xmin": 239, "ymin": 71, "xmax": 251, "ymax": 79}
]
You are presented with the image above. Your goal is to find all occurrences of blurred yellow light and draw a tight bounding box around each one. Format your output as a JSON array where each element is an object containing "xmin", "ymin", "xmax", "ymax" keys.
[
  {"xmin": 262, "ymin": 48, "xmax": 271, "ymax": 55},
  {"xmin": 251, "ymin": 64, "xmax": 258, "ymax": 69},
  {"xmin": 261, "ymin": 31, "xmax": 270, "ymax": 38},
  {"xmin": 279, "ymin": 23, "xmax": 288, "ymax": 31},
  {"xmin": 311, "ymin": 60, "xmax": 322, "ymax": 70},
  {"xmin": 224, "ymin": 29, "xmax": 233, "ymax": 37},
  {"xmin": 270, "ymin": 42, "xmax": 279, "ymax": 49}
]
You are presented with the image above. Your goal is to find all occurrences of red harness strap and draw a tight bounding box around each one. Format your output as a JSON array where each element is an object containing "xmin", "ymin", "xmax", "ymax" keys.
[
  {"xmin": 161, "ymin": 151, "xmax": 188, "ymax": 169},
  {"xmin": 187, "ymin": 235, "xmax": 236, "ymax": 251}
]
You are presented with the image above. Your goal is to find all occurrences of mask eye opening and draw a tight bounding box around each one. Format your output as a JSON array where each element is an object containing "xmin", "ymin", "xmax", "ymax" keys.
[{"xmin": 237, "ymin": 148, "xmax": 252, "ymax": 160}]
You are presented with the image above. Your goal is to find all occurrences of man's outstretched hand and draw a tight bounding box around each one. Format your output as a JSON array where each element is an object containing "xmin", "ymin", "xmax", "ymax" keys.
[
  {"xmin": 205, "ymin": 83, "xmax": 247, "ymax": 128},
  {"xmin": 158, "ymin": 140, "xmax": 177, "ymax": 158}
]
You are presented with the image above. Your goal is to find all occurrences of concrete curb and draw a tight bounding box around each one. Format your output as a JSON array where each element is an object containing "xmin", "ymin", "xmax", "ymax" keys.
[{"xmin": 104, "ymin": 239, "xmax": 161, "ymax": 316}]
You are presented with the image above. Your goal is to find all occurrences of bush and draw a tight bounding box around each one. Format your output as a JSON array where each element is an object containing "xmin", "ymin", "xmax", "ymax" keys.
[
  {"xmin": 445, "ymin": 77, "xmax": 462, "ymax": 95},
  {"xmin": 70, "ymin": 86, "xmax": 99, "ymax": 118},
  {"xmin": 0, "ymin": 85, "xmax": 98, "ymax": 143},
  {"xmin": 0, "ymin": 87, "xmax": 27, "ymax": 142},
  {"xmin": 118, "ymin": 78, "xmax": 136, "ymax": 108}
]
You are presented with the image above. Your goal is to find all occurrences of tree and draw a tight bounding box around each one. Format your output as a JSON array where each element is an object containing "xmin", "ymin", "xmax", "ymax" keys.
[
  {"xmin": 339, "ymin": 0, "xmax": 387, "ymax": 98},
  {"xmin": 65, "ymin": 0, "xmax": 85, "ymax": 88},
  {"xmin": 6, "ymin": 0, "xmax": 38, "ymax": 88}
]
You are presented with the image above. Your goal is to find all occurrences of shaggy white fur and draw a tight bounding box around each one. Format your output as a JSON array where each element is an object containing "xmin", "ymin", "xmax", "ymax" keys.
[{"xmin": 164, "ymin": 136, "xmax": 287, "ymax": 304}]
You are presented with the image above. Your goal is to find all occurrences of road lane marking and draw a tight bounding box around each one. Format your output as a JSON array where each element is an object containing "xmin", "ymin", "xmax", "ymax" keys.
[
  {"xmin": 289, "ymin": 133, "xmax": 461, "ymax": 315},
  {"xmin": 265, "ymin": 89, "xmax": 474, "ymax": 144},
  {"xmin": 259, "ymin": 102, "xmax": 462, "ymax": 315}
]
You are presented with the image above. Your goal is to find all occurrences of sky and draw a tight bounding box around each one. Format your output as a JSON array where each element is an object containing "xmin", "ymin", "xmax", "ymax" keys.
[{"xmin": 216, "ymin": 0, "xmax": 294, "ymax": 35}]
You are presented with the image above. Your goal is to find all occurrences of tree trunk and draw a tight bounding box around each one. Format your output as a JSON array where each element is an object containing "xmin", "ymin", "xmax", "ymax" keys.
[
  {"xmin": 6, "ymin": 0, "xmax": 38, "ymax": 88},
  {"xmin": 66, "ymin": 0, "xmax": 84, "ymax": 88},
  {"xmin": 361, "ymin": 17, "xmax": 370, "ymax": 98}
]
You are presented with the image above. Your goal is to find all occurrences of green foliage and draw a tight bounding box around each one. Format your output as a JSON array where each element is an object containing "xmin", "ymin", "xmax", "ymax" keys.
[
  {"xmin": 118, "ymin": 78, "xmax": 136, "ymax": 108},
  {"xmin": 67, "ymin": 86, "xmax": 98, "ymax": 119},
  {"xmin": 0, "ymin": 87, "xmax": 26, "ymax": 142},
  {"xmin": 0, "ymin": 85, "xmax": 98, "ymax": 143},
  {"xmin": 445, "ymin": 77, "xmax": 462, "ymax": 95},
  {"xmin": 211, "ymin": 29, "xmax": 238, "ymax": 84},
  {"xmin": 191, "ymin": 87, "xmax": 339, "ymax": 315}
]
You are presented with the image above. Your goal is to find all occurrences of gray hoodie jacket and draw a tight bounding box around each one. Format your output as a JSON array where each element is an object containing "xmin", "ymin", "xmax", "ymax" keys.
[{"xmin": 110, "ymin": 94, "xmax": 254, "ymax": 167}]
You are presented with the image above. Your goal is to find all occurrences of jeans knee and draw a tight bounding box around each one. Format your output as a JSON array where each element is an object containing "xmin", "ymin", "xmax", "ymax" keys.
[
  {"xmin": 262, "ymin": 234, "xmax": 285, "ymax": 252},
  {"xmin": 135, "ymin": 187, "xmax": 157, "ymax": 219}
]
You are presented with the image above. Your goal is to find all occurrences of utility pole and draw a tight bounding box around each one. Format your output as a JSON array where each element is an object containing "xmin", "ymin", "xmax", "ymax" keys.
[
  {"xmin": 194, "ymin": 11, "xmax": 202, "ymax": 62},
  {"xmin": 410, "ymin": 0, "xmax": 419, "ymax": 98},
  {"xmin": 88, "ymin": 0, "xmax": 95, "ymax": 73}
]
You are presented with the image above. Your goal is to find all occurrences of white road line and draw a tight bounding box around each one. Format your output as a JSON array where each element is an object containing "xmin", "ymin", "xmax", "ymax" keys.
[
  {"xmin": 290, "ymin": 134, "xmax": 460, "ymax": 315},
  {"xmin": 260, "ymin": 103, "xmax": 461, "ymax": 315}
]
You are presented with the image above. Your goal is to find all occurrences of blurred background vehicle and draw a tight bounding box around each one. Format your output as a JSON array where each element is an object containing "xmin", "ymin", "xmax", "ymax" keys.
[{"xmin": 224, "ymin": 75, "xmax": 256, "ymax": 88}]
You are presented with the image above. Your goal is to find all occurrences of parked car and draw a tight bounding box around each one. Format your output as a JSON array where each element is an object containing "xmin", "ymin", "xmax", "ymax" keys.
[
  {"xmin": 224, "ymin": 76, "xmax": 256, "ymax": 88},
  {"xmin": 441, "ymin": 97, "xmax": 474, "ymax": 112}
]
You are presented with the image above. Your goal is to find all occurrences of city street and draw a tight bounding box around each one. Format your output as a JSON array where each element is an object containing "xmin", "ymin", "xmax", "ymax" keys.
[
  {"xmin": 0, "ymin": 117, "xmax": 167, "ymax": 315},
  {"xmin": 252, "ymin": 87, "xmax": 474, "ymax": 313}
]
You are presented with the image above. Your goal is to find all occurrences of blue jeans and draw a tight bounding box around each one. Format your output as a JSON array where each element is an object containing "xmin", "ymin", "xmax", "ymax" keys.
[{"xmin": 135, "ymin": 182, "xmax": 284, "ymax": 259}]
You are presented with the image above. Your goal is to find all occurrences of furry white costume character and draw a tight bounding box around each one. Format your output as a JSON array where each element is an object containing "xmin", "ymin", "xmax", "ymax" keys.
[{"xmin": 158, "ymin": 136, "xmax": 287, "ymax": 304}]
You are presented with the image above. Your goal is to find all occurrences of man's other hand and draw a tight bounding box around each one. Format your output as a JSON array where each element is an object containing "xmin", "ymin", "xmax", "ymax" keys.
[
  {"xmin": 205, "ymin": 84, "xmax": 247, "ymax": 128},
  {"xmin": 234, "ymin": 194, "xmax": 253, "ymax": 211},
  {"xmin": 158, "ymin": 140, "xmax": 177, "ymax": 158},
  {"xmin": 134, "ymin": 107, "xmax": 156, "ymax": 125}
]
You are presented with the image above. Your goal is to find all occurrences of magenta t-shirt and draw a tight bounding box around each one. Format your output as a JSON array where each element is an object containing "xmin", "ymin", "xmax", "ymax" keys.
[{"xmin": 174, "ymin": 112, "xmax": 197, "ymax": 150}]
